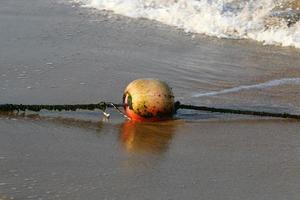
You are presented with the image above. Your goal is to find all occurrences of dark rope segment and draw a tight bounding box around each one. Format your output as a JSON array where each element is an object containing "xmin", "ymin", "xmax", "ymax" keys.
[
  {"xmin": 175, "ymin": 102, "xmax": 300, "ymax": 120},
  {"xmin": 0, "ymin": 102, "xmax": 123, "ymax": 113}
]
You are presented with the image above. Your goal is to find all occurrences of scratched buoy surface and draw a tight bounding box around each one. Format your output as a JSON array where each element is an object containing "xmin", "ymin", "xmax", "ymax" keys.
[{"xmin": 123, "ymin": 79, "xmax": 175, "ymax": 121}]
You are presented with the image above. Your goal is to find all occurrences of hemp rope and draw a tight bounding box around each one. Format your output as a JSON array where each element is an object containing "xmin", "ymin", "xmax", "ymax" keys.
[{"xmin": 0, "ymin": 101, "xmax": 300, "ymax": 120}]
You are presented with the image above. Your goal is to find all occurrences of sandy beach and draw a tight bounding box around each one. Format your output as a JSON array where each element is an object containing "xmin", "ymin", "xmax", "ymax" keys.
[{"xmin": 1, "ymin": 0, "xmax": 300, "ymax": 199}]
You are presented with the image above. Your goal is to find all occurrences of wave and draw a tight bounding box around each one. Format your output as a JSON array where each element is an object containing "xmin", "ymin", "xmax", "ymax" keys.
[
  {"xmin": 73, "ymin": 0, "xmax": 300, "ymax": 48},
  {"xmin": 192, "ymin": 77, "xmax": 300, "ymax": 97}
]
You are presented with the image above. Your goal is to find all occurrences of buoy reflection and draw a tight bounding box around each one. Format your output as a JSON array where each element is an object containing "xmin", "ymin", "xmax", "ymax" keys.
[{"xmin": 119, "ymin": 120, "xmax": 178, "ymax": 154}]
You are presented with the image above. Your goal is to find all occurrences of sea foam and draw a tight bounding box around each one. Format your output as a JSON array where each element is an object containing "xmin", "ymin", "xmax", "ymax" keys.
[
  {"xmin": 192, "ymin": 77, "xmax": 300, "ymax": 97},
  {"xmin": 74, "ymin": 0, "xmax": 300, "ymax": 48}
]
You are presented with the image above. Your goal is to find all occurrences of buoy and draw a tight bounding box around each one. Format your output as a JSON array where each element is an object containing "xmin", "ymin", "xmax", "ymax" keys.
[{"xmin": 123, "ymin": 79, "xmax": 175, "ymax": 121}]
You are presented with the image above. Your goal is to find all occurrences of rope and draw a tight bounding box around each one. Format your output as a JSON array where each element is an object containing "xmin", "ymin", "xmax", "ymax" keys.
[
  {"xmin": 0, "ymin": 101, "xmax": 299, "ymax": 120},
  {"xmin": 175, "ymin": 102, "xmax": 300, "ymax": 120},
  {"xmin": 0, "ymin": 102, "xmax": 111, "ymax": 112},
  {"xmin": 0, "ymin": 102, "xmax": 129, "ymax": 119}
]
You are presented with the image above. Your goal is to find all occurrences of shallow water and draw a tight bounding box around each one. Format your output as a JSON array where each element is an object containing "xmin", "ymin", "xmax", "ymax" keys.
[
  {"xmin": 1, "ymin": 115, "xmax": 300, "ymax": 200},
  {"xmin": 1, "ymin": 0, "xmax": 300, "ymax": 199}
]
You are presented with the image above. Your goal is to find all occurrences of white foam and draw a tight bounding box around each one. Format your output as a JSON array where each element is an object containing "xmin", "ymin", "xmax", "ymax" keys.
[
  {"xmin": 193, "ymin": 77, "xmax": 300, "ymax": 97},
  {"xmin": 74, "ymin": 0, "xmax": 300, "ymax": 48}
]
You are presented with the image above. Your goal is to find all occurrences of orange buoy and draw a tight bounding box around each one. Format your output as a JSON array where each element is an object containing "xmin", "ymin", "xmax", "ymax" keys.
[{"xmin": 123, "ymin": 79, "xmax": 175, "ymax": 122}]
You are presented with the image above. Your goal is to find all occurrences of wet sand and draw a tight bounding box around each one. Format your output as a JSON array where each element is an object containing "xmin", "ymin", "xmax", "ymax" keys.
[{"xmin": 1, "ymin": 0, "xmax": 300, "ymax": 199}]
